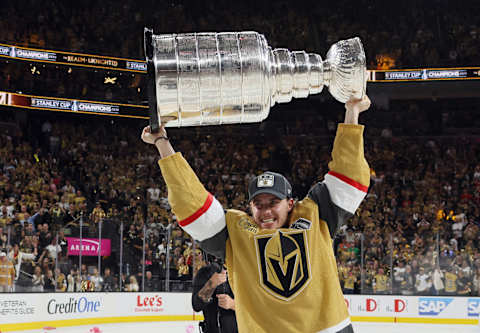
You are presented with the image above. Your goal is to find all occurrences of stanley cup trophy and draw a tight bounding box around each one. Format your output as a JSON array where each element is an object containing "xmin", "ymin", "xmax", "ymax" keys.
[{"xmin": 144, "ymin": 28, "xmax": 366, "ymax": 130}]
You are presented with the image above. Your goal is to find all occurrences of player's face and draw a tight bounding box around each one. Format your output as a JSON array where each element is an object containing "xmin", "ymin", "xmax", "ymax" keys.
[{"xmin": 250, "ymin": 193, "xmax": 293, "ymax": 229}]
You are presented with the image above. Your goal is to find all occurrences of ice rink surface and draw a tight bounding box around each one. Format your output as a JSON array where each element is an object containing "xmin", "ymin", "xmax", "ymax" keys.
[
  {"xmin": 10, "ymin": 321, "xmax": 480, "ymax": 333},
  {"xmin": 353, "ymin": 322, "xmax": 480, "ymax": 333}
]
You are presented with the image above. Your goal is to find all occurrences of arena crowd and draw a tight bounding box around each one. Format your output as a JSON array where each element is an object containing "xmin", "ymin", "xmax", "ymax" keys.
[{"xmin": 0, "ymin": 96, "xmax": 479, "ymax": 295}]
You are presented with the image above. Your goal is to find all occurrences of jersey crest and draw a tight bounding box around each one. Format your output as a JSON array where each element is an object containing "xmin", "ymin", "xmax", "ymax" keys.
[{"xmin": 255, "ymin": 229, "xmax": 311, "ymax": 301}]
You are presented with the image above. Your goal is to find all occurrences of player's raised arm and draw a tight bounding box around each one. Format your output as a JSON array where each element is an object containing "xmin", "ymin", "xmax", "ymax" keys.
[
  {"xmin": 308, "ymin": 96, "xmax": 371, "ymax": 238},
  {"xmin": 141, "ymin": 125, "xmax": 228, "ymax": 260}
]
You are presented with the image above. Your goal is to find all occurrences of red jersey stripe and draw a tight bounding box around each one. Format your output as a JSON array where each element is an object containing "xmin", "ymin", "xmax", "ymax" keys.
[
  {"xmin": 178, "ymin": 192, "xmax": 214, "ymax": 227},
  {"xmin": 327, "ymin": 171, "xmax": 368, "ymax": 193}
]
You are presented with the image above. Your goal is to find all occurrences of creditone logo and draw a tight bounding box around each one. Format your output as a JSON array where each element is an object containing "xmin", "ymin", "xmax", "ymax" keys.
[
  {"xmin": 47, "ymin": 297, "xmax": 101, "ymax": 314},
  {"xmin": 135, "ymin": 295, "xmax": 164, "ymax": 312},
  {"xmin": 468, "ymin": 299, "xmax": 480, "ymax": 317},
  {"xmin": 418, "ymin": 298, "xmax": 453, "ymax": 316}
]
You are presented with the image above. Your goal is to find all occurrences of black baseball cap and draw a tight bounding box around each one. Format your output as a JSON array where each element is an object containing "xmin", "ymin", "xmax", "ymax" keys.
[{"xmin": 248, "ymin": 171, "xmax": 292, "ymax": 202}]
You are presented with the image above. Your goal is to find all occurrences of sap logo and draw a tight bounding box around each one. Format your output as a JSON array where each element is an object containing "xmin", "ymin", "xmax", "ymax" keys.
[
  {"xmin": 418, "ymin": 298, "xmax": 453, "ymax": 316},
  {"xmin": 468, "ymin": 299, "xmax": 480, "ymax": 317}
]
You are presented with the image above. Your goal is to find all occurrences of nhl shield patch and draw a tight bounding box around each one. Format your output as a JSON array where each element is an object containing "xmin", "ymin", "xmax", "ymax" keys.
[
  {"xmin": 255, "ymin": 229, "xmax": 311, "ymax": 301},
  {"xmin": 257, "ymin": 174, "xmax": 275, "ymax": 187}
]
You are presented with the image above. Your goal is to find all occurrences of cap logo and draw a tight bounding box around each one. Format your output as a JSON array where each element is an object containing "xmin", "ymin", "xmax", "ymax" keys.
[{"xmin": 257, "ymin": 174, "xmax": 275, "ymax": 188}]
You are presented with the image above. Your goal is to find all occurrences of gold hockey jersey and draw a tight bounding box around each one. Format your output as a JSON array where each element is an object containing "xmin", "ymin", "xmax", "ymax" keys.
[{"xmin": 159, "ymin": 124, "xmax": 370, "ymax": 333}]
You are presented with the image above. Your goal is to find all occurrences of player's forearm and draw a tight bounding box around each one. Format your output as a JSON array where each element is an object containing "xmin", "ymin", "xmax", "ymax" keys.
[
  {"xmin": 155, "ymin": 139, "xmax": 175, "ymax": 158},
  {"xmin": 158, "ymin": 153, "xmax": 227, "ymax": 253},
  {"xmin": 323, "ymin": 124, "xmax": 370, "ymax": 217},
  {"xmin": 344, "ymin": 109, "xmax": 359, "ymax": 125}
]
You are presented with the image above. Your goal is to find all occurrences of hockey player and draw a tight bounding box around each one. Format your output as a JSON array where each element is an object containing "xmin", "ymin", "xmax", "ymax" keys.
[{"xmin": 141, "ymin": 96, "xmax": 371, "ymax": 333}]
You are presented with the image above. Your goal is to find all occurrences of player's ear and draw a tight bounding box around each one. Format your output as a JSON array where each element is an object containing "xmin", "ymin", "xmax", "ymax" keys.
[
  {"xmin": 287, "ymin": 198, "xmax": 294, "ymax": 212},
  {"xmin": 247, "ymin": 200, "xmax": 253, "ymax": 215}
]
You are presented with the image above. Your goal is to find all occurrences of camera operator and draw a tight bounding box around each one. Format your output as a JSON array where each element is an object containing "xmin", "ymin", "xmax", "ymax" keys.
[{"xmin": 192, "ymin": 260, "xmax": 238, "ymax": 333}]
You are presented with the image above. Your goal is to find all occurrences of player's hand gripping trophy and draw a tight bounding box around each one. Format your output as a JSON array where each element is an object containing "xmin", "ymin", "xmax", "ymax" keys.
[{"xmin": 144, "ymin": 28, "xmax": 367, "ymax": 130}]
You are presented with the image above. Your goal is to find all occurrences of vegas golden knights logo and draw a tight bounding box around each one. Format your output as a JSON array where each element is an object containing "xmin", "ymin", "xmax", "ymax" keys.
[{"xmin": 255, "ymin": 230, "xmax": 311, "ymax": 301}]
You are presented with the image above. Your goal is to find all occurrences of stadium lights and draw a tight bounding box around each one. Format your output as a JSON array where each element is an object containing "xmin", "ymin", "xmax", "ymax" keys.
[
  {"xmin": 104, "ymin": 77, "xmax": 117, "ymax": 84},
  {"xmin": 30, "ymin": 66, "xmax": 40, "ymax": 75}
]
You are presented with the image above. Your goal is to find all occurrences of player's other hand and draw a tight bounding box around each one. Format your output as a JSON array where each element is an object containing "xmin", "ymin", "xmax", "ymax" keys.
[
  {"xmin": 345, "ymin": 95, "xmax": 371, "ymax": 114},
  {"xmin": 141, "ymin": 124, "xmax": 168, "ymax": 145},
  {"xmin": 344, "ymin": 95, "xmax": 371, "ymax": 124}
]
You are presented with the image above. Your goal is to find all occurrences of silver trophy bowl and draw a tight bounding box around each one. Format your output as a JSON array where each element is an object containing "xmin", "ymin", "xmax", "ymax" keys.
[{"xmin": 144, "ymin": 29, "xmax": 366, "ymax": 128}]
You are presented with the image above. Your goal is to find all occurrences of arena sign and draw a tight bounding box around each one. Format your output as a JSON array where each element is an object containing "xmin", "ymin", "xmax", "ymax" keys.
[
  {"xmin": 1, "ymin": 42, "xmax": 479, "ymax": 81},
  {"xmin": 66, "ymin": 237, "xmax": 111, "ymax": 256},
  {"xmin": 370, "ymin": 67, "xmax": 480, "ymax": 81},
  {"xmin": 0, "ymin": 91, "xmax": 148, "ymax": 119},
  {"xmin": 0, "ymin": 42, "xmax": 147, "ymax": 73}
]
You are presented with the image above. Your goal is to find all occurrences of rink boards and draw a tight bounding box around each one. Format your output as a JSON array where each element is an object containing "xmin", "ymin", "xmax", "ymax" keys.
[
  {"xmin": 1, "ymin": 293, "xmax": 480, "ymax": 332},
  {"xmin": 344, "ymin": 294, "xmax": 480, "ymax": 324}
]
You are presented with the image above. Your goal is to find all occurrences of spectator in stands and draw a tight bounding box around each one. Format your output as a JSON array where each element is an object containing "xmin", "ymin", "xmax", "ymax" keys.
[
  {"xmin": 393, "ymin": 260, "xmax": 406, "ymax": 294},
  {"xmin": 373, "ymin": 268, "xmax": 389, "ymax": 294},
  {"xmin": 144, "ymin": 270, "xmax": 159, "ymax": 292},
  {"xmin": 67, "ymin": 267, "xmax": 80, "ymax": 292},
  {"xmin": 44, "ymin": 237, "xmax": 61, "ymax": 260},
  {"xmin": 444, "ymin": 267, "xmax": 458, "ymax": 295},
  {"xmin": 55, "ymin": 267, "xmax": 67, "ymax": 292},
  {"xmin": 147, "ymin": 181, "xmax": 161, "ymax": 202},
  {"xmin": 415, "ymin": 267, "xmax": 433, "ymax": 295},
  {"xmin": 401, "ymin": 265, "xmax": 415, "ymax": 296},
  {"xmin": 432, "ymin": 264, "xmax": 445, "ymax": 296},
  {"xmin": 193, "ymin": 248, "xmax": 207, "ymax": 276},
  {"xmin": 125, "ymin": 275, "xmax": 139, "ymax": 292},
  {"xmin": 343, "ymin": 269, "xmax": 357, "ymax": 295},
  {"xmin": 0, "ymin": 206, "xmax": 13, "ymax": 228},
  {"xmin": 11, "ymin": 242, "xmax": 37, "ymax": 292},
  {"xmin": 31, "ymin": 265, "xmax": 44, "ymax": 292},
  {"xmin": 89, "ymin": 267, "xmax": 103, "ymax": 292},
  {"xmin": 457, "ymin": 269, "xmax": 473, "ymax": 296},
  {"xmin": 102, "ymin": 267, "xmax": 117, "ymax": 292},
  {"xmin": 472, "ymin": 267, "xmax": 480, "ymax": 296},
  {"xmin": 176, "ymin": 255, "xmax": 190, "ymax": 287},
  {"xmin": 43, "ymin": 269, "xmax": 55, "ymax": 292},
  {"xmin": 0, "ymin": 251, "xmax": 15, "ymax": 292}
]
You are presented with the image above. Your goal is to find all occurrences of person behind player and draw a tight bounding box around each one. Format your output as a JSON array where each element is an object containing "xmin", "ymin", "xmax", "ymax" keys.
[
  {"xmin": 192, "ymin": 258, "xmax": 238, "ymax": 333},
  {"xmin": 141, "ymin": 96, "xmax": 371, "ymax": 333}
]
